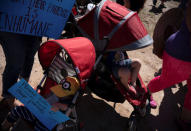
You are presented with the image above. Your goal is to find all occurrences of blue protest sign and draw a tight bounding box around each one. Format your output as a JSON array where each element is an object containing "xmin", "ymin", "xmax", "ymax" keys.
[
  {"xmin": 0, "ymin": 0, "xmax": 75, "ymax": 38},
  {"xmin": 8, "ymin": 79, "xmax": 70, "ymax": 130}
]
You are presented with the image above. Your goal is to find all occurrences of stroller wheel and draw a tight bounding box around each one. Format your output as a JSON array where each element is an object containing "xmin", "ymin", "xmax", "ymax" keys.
[
  {"xmin": 128, "ymin": 112, "xmax": 137, "ymax": 131},
  {"xmin": 135, "ymin": 99, "xmax": 151, "ymax": 117}
]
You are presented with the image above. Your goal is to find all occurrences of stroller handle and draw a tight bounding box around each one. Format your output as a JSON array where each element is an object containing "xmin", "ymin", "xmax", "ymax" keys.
[{"xmin": 93, "ymin": 36, "xmax": 110, "ymax": 70}]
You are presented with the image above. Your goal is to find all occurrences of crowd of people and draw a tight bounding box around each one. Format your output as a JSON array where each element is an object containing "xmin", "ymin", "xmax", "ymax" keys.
[{"xmin": 0, "ymin": 0, "xmax": 190, "ymax": 130}]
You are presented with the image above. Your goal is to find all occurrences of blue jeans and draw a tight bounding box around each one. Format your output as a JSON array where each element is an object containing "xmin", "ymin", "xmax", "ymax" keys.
[
  {"xmin": 0, "ymin": 32, "xmax": 41, "ymax": 98},
  {"xmin": 112, "ymin": 59, "xmax": 132, "ymax": 80}
]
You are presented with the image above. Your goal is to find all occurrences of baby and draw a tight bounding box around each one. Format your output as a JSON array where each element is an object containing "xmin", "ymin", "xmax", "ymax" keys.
[
  {"xmin": 106, "ymin": 51, "xmax": 157, "ymax": 108},
  {"xmin": 107, "ymin": 51, "xmax": 140, "ymax": 96}
]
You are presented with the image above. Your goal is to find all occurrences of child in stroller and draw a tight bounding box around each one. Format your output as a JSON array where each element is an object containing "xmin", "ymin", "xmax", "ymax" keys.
[
  {"xmin": 105, "ymin": 50, "xmax": 157, "ymax": 107},
  {"xmin": 0, "ymin": 37, "xmax": 96, "ymax": 131},
  {"xmin": 106, "ymin": 51, "xmax": 142, "ymax": 98}
]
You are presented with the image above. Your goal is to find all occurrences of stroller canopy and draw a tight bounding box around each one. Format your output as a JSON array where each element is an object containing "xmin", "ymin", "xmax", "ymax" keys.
[
  {"xmin": 77, "ymin": 0, "xmax": 153, "ymax": 51},
  {"xmin": 38, "ymin": 37, "xmax": 96, "ymax": 87}
]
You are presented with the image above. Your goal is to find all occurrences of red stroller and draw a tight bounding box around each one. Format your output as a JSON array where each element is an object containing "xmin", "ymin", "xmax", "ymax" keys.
[
  {"xmin": 69, "ymin": 0, "xmax": 153, "ymax": 130},
  {"xmin": 37, "ymin": 37, "xmax": 96, "ymax": 130}
]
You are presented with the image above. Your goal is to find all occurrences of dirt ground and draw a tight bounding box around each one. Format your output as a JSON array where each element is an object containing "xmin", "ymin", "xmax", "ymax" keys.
[{"xmin": 0, "ymin": 0, "xmax": 187, "ymax": 131}]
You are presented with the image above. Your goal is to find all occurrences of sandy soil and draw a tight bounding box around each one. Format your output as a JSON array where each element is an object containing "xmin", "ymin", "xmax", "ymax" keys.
[{"xmin": 0, "ymin": 0, "xmax": 187, "ymax": 131}]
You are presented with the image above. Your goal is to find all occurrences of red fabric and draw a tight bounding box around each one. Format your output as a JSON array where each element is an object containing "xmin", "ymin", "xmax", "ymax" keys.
[
  {"xmin": 53, "ymin": 37, "xmax": 96, "ymax": 86},
  {"xmin": 112, "ymin": 74, "xmax": 148, "ymax": 106},
  {"xmin": 148, "ymin": 51, "xmax": 191, "ymax": 110},
  {"xmin": 38, "ymin": 42, "xmax": 61, "ymax": 69},
  {"xmin": 39, "ymin": 37, "xmax": 96, "ymax": 90},
  {"xmin": 108, "ymin": 13, "xmax": 147, "ymax": 49},
  {"xmin": 77, "ymin": 8, "xmax": 95, "ymax": 38},
  {"xmin": 77, "ymin": 0, "xmax": 149, "ymax": 50},
  {"xmin": 148, "ymin": 51, "xmax": 191, "ymax": 93},
  {"xmin": 40, "ymin": 77, "xmax": 57, "ymax": 96},
  {"xmin": 72, "ymin": 7, "xmax": 78, "ymax": 16}
]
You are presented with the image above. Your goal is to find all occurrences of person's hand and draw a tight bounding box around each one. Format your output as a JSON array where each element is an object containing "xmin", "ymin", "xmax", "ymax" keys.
[{"xmin": 51, "ymin": 103, "xmax": 68, "ymax": 112}]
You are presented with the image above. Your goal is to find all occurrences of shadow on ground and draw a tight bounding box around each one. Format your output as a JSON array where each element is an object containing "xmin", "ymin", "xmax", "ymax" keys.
[
  {"xmin": 139, "ymin": 84, "xmax": 187, "ymax": 131},
  {"xmin": 76, "ymin": 94, "xmax": 129, "ymax": 131},
  {"xmin": 3, "ymin": 94, "xmax": 130, "ymax": 131},
  {"xmin": 0, "ymin": 83, "xmax": 187, "ymax": 131}
]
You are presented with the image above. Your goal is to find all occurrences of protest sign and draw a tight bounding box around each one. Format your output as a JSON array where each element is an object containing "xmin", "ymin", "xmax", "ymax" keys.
[
  {"xmin": 0, "ymin": 0, "xmax": 75, "ymax": 38},
  {"xmin": 8, "ymin": 79, "xmax": 70, "ymax": 130}
]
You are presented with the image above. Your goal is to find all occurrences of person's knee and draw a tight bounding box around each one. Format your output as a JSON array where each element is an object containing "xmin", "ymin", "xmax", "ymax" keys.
[{"xmin": 132, "ymin": 59, "xmax": 141, "ymax": 69}]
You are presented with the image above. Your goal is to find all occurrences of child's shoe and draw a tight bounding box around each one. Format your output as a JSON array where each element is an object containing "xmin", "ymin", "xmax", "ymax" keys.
[{"xmin": 149, "ymin": 95, "xmax": 157, "ymax": 109}]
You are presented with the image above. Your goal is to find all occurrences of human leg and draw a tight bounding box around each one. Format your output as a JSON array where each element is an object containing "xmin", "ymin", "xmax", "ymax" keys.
[
  {"xmin": 130, "ymin": 59, "xmax": 141, "ymax": 86},
  {"xmin": 0, "ymin": 32, "xmax": 27, "ymax": 98},
  {"xmin": 19, "ymin": 37, "xmax": 41, "ymax": 82},
  {"xmin": 118, "ymin": 67, "xmax": 132, "ymax": 89}
]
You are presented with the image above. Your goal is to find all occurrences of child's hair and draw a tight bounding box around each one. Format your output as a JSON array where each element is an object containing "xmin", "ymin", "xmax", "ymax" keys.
[{"xmin": 117, "ymin": 0, "xmax": 146, "ymax": 12}]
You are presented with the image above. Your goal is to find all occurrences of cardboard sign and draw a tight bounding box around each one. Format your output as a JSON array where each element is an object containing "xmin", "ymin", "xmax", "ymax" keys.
[
  {"xmin": 8, "ymin": 79, "xmax": 70, "ymax": 130},
  {"xmin": 0, "ymin": 0, "xmax": 75, "ymax": 38}
]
